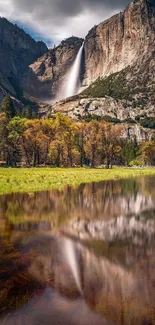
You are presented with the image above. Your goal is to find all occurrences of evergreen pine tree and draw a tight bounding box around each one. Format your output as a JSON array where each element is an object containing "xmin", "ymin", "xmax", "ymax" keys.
[
  {"xmin": 24, "ymin": 105, "xmax": 33, "ymax": 119},
  {"xmin": 0, "ymin": 96, "xmax": 16, "ymax": 119}
]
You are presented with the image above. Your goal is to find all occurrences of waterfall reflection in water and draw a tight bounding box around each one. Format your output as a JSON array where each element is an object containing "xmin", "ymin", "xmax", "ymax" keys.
[
  {"xmin": 0, "ymin": 176, "xmax": 155, "ymax": 325},
  {"xmin": 64, "ymin": 238, "xmax": 83, "ymax": 295}
]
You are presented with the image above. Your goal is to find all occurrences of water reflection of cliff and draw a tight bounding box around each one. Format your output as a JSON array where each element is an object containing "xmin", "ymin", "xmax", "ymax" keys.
[
  {"xmin": 0, "ymin": 177, "xmax": 155, "ymax": 228},
  {"xmin": 0, "ymin": 233, "xmax": 154, "ymax": 325},
  {"xmin": 0, "ymin": 176, "xmax": 155, "ymax": 325},
  {"xmin": 64, "ymin": 214, "xmax": 155, "ymax": 245},
  {"xmin": 22, "ymin": 233, "xmax": 155, "ymax": 325}
]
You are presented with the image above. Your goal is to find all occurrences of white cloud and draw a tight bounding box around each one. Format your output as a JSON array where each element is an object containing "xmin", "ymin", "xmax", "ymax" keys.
[
  {"xmin": 0, "ymin": 0, "xmax": 127, "ymax": 46},
  {"xmin": 0, "ymin": 0, "xmax": 13, "ymax": 16}
]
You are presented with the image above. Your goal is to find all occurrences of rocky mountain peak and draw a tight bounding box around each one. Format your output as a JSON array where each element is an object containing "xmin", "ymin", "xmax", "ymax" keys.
[
  {"xmin": 0, "ymin": 17, "xmax": 47, "ymax": 52},
  {"xmin": 60, "ymin": 36, "xmax": 84, "ymax": 46},
  {"xmin": 0, "ymin": 17, "xmax": 48, "ymax": 78},
  {"xmin": 0, "ymin": 17, "xmax": 48, "ymax": 103}
]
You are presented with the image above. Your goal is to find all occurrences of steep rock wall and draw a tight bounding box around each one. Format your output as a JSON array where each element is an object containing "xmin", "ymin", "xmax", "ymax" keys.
[
  {"xmin": 83, "ymin": 0, "xmax": 155, "ymax": 86},
  {"xmin": 0, "ymin": 17, "xmax": 47, "ymax": 101}
]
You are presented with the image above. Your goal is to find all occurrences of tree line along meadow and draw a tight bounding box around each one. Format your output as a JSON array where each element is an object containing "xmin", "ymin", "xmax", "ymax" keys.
[{"xmin": 0, "ymin": 95, "xmax": 155, "ymax": 168}]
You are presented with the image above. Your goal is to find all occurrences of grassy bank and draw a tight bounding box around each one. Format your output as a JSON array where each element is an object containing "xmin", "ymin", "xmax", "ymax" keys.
[{"xmin": 1, "ymin": 167, "xmax": 155, "ymax": 196}]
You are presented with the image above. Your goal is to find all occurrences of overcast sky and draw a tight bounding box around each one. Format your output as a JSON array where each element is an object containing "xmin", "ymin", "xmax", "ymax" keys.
[{"xmin": 0, "ymin": 0, "xmax": 130, "ymax": 46}]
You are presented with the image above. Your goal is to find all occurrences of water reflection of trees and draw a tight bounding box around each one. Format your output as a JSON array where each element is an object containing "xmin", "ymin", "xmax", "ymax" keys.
[
  {"xmin": 0, "ymin": 177, "xmax": 155, "ymax": 230},
  {"xmin": 0, "ymin": 240, "xmax": 44, "ymax": 315}
]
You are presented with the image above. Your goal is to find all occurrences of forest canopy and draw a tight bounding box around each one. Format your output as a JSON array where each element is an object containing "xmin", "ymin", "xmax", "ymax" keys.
[{"xmin": 0, "ymin": 96, "xmax": 155, "ymax": 168}]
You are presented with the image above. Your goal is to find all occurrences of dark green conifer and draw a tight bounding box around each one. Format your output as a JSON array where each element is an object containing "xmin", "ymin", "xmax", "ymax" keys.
[
  {"xmin": 24, "ymin": 105, "xmax": 33, "ymax": 119},
  {"xmin": 0, "ymin": 96, "xmax": 16, "ymax": 119}
]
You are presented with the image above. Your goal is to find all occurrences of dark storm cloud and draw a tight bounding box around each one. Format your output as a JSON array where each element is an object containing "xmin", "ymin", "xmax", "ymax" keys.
[
  {"xmin": 12, "ymin": 0, "xmax": 130, "ymax": 21},
  {"xmin": 7, "ymin": 0, "xmax": 130, "ymax": 44}
]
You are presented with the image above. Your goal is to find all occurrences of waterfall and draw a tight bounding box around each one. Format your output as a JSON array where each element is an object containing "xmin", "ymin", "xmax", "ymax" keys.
[{"xmin": 65, "ymin": 43, "xmax": 84, "ymax": 98}]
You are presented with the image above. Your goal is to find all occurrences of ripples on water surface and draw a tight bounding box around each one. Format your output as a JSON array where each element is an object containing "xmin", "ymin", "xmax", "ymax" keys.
[{"xmin": 0, "ymin": 176, "xmax": 155, "ymax": 325}]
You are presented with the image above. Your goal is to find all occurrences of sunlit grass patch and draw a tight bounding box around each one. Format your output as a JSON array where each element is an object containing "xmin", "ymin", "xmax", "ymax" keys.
[{"xmin": 0, "ymin": 167, "xmax": 155, "ymax": 195}]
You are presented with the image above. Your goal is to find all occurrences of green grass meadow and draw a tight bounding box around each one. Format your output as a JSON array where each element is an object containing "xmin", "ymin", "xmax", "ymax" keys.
[{"xmin": 0, "ymin": 167, "xmax": 155, "ymax": 195}]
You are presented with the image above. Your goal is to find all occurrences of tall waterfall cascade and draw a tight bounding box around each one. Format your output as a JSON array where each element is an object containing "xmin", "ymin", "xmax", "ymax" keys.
[{"xmin": 65, "ymin": 42, "xmax": 84, "ymax": 98}]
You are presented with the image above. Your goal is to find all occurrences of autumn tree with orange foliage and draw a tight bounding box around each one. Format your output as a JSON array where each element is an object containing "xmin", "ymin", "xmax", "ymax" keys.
[
  {"xmin": 0, "ymin": 111, "xmax": 154, "ymax": 168},
  {"xmin": 99, "ymin": 122, "xmax": 123, "ymax": 168}
]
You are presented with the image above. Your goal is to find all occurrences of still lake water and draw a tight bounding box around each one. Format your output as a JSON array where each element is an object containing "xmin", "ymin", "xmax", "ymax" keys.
[{"xmin": 0, "ymin": 176, "xmax": 155, "ymax": 325}]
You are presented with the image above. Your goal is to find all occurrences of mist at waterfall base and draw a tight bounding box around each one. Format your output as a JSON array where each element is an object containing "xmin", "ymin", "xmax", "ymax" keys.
[{"xmin": 55, "ymin": 43, "xmax": 84, "ymax": 102}]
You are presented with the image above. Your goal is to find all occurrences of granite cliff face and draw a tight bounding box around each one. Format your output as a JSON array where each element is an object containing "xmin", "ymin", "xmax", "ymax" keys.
[
  {"xmin": 0, "ymin": 0, "xmax": 155, "ymax": 121},
  {"xmin": 81, "ymin": 0, "xmax": 155, "ymax": 113},
  {"xmin": 21, "ymin": 0, "xmax": 155, "ymax": 119},
  {"xmin": 27, "ymin": 0, "xmax": 155, "ymax": 91},
  {"xmin": 0, "ymin": 17, "xmax": 47, "ymax": 102},
  {"xmin": 52, "ymin": 96, "xmax": 155, "ymax": 121},
  {"xmin": 83, "ymin": 0, "xmax": 155, "ymax": 86},
  {"xmin": 21, "ymin": 37, "xmax": 84, "ymax": 100}
]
